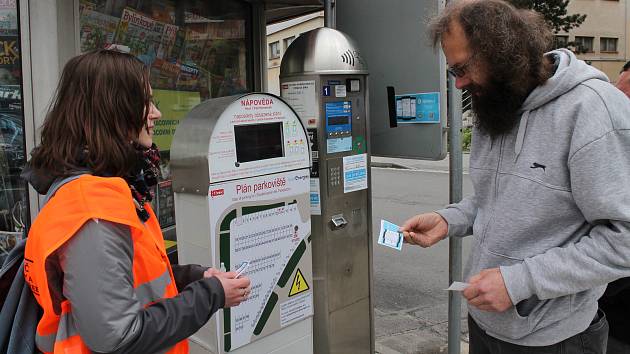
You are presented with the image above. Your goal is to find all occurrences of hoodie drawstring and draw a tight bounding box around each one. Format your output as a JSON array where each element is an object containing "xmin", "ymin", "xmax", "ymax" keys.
[{"xmin": 514, "ymin": 110, "xmax": 530, "ymax": 162}]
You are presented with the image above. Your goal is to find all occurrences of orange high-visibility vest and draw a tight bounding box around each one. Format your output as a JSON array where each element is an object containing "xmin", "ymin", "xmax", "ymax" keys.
[{"xmin": 24, "ymin": 175, "xmax": 188, "ymax": 354}]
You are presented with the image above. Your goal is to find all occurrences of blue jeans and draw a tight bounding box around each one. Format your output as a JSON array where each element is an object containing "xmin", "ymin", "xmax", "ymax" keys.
[{"xmin": 468, "ymin": 310, "xmax": 608, "ymax": 354}]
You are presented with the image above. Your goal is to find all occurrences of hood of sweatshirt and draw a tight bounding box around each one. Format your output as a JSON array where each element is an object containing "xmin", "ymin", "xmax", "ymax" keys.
[
  {"xmin": 21, "ymin": 163, "xmax": 56, "ymax": 195},
  {"xmin": 513, "ymin": 49, "xmax": 609, "ymax": 161}
]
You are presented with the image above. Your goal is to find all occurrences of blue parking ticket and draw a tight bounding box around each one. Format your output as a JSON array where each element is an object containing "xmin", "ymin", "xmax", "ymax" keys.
[{"xmin": 378, "ymin": 220, "xmax": 404, "ymax": 251}]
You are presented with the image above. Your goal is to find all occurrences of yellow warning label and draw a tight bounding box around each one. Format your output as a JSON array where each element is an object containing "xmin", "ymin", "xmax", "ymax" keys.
[{"xmin": 288, "ymin": 269, "xmax": 310, "ymax": 297}]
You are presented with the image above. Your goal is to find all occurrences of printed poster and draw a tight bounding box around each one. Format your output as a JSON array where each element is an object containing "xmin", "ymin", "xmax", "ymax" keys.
[
  {"xmin": 151, "ymin": 89, "xmax": 201, "ymax": 151},
  {"xmin": 395, "ymin": 92, "xmax": 440, "ymax": 124}
]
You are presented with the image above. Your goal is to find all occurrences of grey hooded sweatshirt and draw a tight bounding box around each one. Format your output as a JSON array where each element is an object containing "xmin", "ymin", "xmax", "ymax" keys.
[{"xmin": 437, "ymin": 49, "xmax": 630, "ymax": 346}]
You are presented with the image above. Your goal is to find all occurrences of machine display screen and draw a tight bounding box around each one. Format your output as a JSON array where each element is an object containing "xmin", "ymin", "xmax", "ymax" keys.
[
  {"xmin": 328, "ymin": 116, "xmax": 349, "ymax": 126},
  {"xmin": 234, "ymin": 122, "xmax": 284, "ymax": 163}
]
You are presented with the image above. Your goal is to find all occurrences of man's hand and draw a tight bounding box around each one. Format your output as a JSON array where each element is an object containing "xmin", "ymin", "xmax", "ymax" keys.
[
  {"xmin": 399, "ymin": 212, "xmax": 448, "ymax": 247},
  {"xmin": 463, "ymin": 268, "xmax": 513, "ymax": 312}
]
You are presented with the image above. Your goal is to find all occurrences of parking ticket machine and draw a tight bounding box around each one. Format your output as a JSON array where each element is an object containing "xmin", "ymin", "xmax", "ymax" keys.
[
  {"xmin": 171, "ymin": 93, "xmax": 313, "ymax": 354},
  {"xmin": 280, "ymin": 28, "xmax": 374, "ymax": 354}
]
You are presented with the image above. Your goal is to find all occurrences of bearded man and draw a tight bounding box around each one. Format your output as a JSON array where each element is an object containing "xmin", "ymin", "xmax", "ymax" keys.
[{"xmin": 400, "ymin": 1, "xmax": 630, "ymax": 353}]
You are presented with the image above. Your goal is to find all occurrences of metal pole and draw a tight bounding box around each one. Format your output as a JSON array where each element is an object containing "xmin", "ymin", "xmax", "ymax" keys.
[
  {"xmin": 447, "ymin": 73, "xmax": 463, "ymax": 354},
  {"xmin": 324, "ymin": 0, "xmax": 336, "ymax": 28}
]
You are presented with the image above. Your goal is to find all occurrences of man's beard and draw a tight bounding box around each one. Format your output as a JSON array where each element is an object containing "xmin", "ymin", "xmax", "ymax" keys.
[{"xmin": 468, "ymin": 79, "xmax": 529, "ymax": 138}]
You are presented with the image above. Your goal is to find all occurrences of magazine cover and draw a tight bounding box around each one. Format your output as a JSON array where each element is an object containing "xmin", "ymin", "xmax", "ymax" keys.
[
  {"xmin": 181, "ymin": 28, "xmax": 206, "ymax": 65},
  {"xmin": 150, "ymin": 58, "xmax": 180, "ymax": 89},
  {"xmin": 0, "ymin": 0, "xmax": 17, "ymax": 36},
  {"xmin": 157, "ymin": 23, "xmax": 179, "ymax": 60},
  {"xmin": 80, "ymin": 9, "xmax": 119, "ymax": 52},
  {"xmin": 78, "ymin": 0, "xmax": 96, "ymax": 13},
  {"xmin": 115, "ymin": 7, "xmax": 163, "ymax": 65}
]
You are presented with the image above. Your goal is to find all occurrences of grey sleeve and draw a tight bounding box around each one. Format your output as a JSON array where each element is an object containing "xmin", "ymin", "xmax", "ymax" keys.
[
  {"xmin": 171, "ymin": 264, "xmax": 207, "ymax": 291},
  {"xmin": 435, "ymin": 195, "xmax": 477, "ymax": 238},
  {"xmin": 59, "ymin": 220, "xmax": 225, "ymax": 354},
  {"xmin": 501, "ymin": 130, "xmax": 630, "ymax": 303}
]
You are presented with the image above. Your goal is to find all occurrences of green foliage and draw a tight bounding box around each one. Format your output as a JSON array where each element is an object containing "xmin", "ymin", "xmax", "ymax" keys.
[
  {"xmin": 461, "ymin": 127, "xmax": 472, "ymax": 152},
  {"xmin": 507, "ymin": 0, "xmax": 586, "ymax": 34}
]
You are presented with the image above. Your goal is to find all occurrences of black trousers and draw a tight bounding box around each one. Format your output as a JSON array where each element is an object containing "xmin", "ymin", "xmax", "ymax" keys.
[
  {"xmin": 468, "ymin": 311, "xmax": 608, "ymax": 354},
  {"xmin": 607, "ymin": 336, "xmax": 630, "ymax": 354}
]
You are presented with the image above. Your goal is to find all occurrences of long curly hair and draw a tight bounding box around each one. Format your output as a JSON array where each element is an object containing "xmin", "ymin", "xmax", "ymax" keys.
[{"xmin": 430, "ymin": 0, "xmax": 554, "ymax": 97}]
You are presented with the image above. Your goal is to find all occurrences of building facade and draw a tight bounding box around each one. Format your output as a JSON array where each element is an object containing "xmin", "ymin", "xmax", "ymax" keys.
[
  {"xmin": 266, "ymin": 11, "xmax": 323, "ymax": 95},
  {"xmin": 560, "ymin": 0, "xmax": 630, "ymax": 81}
]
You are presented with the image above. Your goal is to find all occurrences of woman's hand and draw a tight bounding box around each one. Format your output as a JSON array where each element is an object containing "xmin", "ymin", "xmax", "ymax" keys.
[
  {"xmin": 211, "ymin": 271, "xmax": 251, "ymax": 308},
  {"xmin": 203, "ymin": 267, "xmax": 221, "ymax": 278}
]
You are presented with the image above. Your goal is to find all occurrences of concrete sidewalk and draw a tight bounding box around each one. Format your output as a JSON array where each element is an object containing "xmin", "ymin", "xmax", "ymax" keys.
[
  {"xmin": 376, "ymin": 342, "xmax": 469, "ymax": 354},
  {"xmin": 370, "ymin": 154, "xmax": 471, "ymax": 354},
  {"xmin": 374, "ymin": 306, "xmax": 470, "ymax": 354}
]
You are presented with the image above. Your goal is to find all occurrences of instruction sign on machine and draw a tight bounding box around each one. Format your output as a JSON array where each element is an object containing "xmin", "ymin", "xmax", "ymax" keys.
[{"xmin": 171, "ymin": 93, "xmax": 313, "ymax": 354}]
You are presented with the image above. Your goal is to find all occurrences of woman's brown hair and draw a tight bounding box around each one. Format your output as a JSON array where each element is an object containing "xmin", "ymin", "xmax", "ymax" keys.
[{"xmin": 29, "ymin": 49, "xmax": 151, "ymax": 178}]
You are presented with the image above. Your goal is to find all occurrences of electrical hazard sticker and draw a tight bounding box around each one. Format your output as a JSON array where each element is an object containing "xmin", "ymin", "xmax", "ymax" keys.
[{"xmin": 288, "ymin": 269, "xmax": 310, "ymax": 297}]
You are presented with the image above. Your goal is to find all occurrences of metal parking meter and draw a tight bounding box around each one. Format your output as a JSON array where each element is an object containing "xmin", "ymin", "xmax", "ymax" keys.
[
  {"xmin": 280, "ymin": 28, "xmax": 374, "ymax": 354},
  {"xmin": 171, "ymin": 93, "xmax": 313, "ymax": 354}
]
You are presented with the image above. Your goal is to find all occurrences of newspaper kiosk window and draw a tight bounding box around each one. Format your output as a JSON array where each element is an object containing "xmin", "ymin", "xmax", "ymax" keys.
[
  {"xmin": 0, "ymin": 1, "xmax": 27, "ymax": 263},
  {"xmin": 79, "ymin": 0, "xmax": 253, "ymax": 228}
]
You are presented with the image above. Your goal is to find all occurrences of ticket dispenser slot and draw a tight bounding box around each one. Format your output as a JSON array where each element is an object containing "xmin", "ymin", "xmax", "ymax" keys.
[
  {"xmin": 280, "ymin": 27, "xmax": 374, "ymax": 354},
  {"xmin": 330, "ymin": 214, "xmax": 348, "ymax": 230},
  {"xmin": 171, "ymin": 93, "xmax": 314, "ymax": 354}
]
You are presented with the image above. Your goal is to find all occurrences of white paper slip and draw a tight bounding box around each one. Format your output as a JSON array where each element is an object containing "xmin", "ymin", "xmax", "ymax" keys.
[
  {"xmin": 445, "ymin": 282, "xmax": 469, "ymax": 291},
  {"xmin": 235, "ymin": 261, "xmax": 250, "ymax": 278},
  {"xmin": 377, "ymin": 219, "xmax": 404, "ymax": 251}
]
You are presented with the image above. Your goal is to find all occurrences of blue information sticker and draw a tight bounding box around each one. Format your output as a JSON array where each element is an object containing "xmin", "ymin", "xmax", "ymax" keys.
[{"xmin": 395, "ymin": 92, "xmax": 440, "ymax": 124}]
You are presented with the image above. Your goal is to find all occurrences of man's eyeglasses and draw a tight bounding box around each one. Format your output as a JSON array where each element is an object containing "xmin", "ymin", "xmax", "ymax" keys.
[{"xmin": 447, "ymin": 57, "xmax": 474, "ymax": 78}]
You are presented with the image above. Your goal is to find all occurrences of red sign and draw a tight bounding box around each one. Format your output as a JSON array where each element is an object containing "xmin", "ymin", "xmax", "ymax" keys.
[{"xmin": 210, "ymin": 189, "xmax": 224, "ymax": 197}]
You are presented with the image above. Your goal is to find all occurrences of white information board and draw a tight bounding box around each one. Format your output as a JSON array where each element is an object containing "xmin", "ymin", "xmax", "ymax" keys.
[
  {"xmin": 208, "ymin": 169, "xmax": 313, "ymax": 352},
  {"xmin": 280, "ymin": 81, "xmax": 318, "ymax": 127}
]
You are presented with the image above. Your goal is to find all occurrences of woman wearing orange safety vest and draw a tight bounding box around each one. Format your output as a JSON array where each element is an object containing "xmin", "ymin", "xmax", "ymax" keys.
[{"xmin": 22, "ymin": 49, "xmax": 251, "ymax": 354}]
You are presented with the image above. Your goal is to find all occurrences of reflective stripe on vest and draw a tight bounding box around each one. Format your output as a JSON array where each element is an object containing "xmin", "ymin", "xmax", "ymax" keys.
[
  {"xmin": 136, "ymin": 269, "xmax": 173, "ymax": 305},
  {"xmin": 35, "ymin": 268, "xmax": 174, "ymax": 352},
  {"xmin": 25, "ymin": 176, "xmax": 188, "ymax": 354}
]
